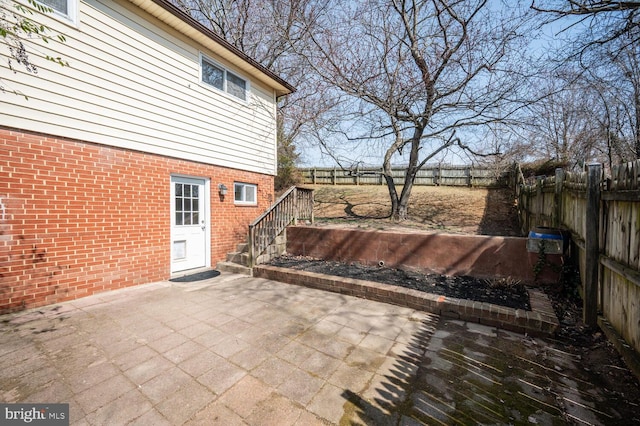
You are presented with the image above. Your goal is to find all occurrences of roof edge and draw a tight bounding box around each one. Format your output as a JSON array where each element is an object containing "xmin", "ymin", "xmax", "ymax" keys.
[{"xmin": 141, "ymin": 0, "xmax": 296, "ymax": 96}]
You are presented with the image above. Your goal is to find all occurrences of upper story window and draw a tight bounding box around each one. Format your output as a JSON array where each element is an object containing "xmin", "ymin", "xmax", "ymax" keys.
[
  {"xmin": 234, "ymin": 182, "xmax": 256, "ymax": 205},
  {"xmin": 38, "ymin": 0, "xmax": 76, "ymax": 23},
  {"xmin": 201, "ymin": 55, "xmax": 247, "ymax": 101}
]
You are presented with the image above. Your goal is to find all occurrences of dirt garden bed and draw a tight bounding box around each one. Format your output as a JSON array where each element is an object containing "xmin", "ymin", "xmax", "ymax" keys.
[{"xmin": 269, "ymin": 254, "xmax": 531, "ymax": 310}]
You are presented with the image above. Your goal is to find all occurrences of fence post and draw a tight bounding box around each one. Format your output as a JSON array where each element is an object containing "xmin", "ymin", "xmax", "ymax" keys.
[
  {"xmin": 554, "ymin": 168, "xmax": 564, "ymax": 228},
  {"xmin": 525, "ymin": 185, "xmax": 531, "ymax": 233},
  {"xmin": 536, "ymin": 177, "xmax": 543, "ymax": 227},
  {"xmin": 310, "ymin": 190, "xmax": 315, "ymax": 224},
  {"xmin": 584, "ymin": 163, "xmax": 602, "ymax": 327}
]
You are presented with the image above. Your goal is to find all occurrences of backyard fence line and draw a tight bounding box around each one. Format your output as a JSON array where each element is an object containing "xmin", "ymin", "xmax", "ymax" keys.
[
  {"xmin": 301, "ymin": 165, "xmax": 508, "ymax": 187},
  {"xmin": 515, "ymin": 159, "xmax": 640, "ymax": 364}
]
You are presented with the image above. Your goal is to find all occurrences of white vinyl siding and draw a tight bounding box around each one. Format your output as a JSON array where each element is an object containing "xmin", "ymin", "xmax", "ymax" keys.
[{"xmin": 1, "ymin": 0, "xmax": 278, "ymax": 176}]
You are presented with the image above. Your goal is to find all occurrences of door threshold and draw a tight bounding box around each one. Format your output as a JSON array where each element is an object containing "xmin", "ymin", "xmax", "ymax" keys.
[{"xmin": 170, "ymin": 266, "xmax": 214, "ymax": 280}]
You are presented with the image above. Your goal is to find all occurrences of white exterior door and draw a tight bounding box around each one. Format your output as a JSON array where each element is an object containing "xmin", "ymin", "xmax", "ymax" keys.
[{"xmin": 171, "ymin": 176, "xmax": 209, "ymax": 273}]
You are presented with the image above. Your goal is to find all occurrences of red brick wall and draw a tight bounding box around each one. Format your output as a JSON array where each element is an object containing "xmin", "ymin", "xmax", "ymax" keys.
[
  {"xmin": 286, "ymin": 226, "xmax": 563, "ymax": 284},
  {"xmin": 0, "ymin": 127, "xmax": 274, "ymax": 313}
]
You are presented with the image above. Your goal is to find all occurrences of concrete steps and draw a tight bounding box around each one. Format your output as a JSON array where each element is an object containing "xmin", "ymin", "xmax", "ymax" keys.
[
  {"xmin": 217, "ymin": 235, "xmax": 287, "ymax": 276},
  {"xmin": 217, "ymin": 242, "xmax": 252, "ymax": 276},
  {"xmin": 216, "ymin": 261, "xmax": 252, "ymax": 276}
]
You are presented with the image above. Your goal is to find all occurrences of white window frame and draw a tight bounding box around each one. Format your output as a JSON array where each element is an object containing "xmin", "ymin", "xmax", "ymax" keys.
[
  {"xmin": 36, "ymin": 0, "xmax": 77, "ymax": 24},
  {"xmin": 234, "ymin": 182, "xmax": 257, "ymax": 205},
  {"xmin": 200, "ymin": 54, "xmax": 249, "ymax": 102}
]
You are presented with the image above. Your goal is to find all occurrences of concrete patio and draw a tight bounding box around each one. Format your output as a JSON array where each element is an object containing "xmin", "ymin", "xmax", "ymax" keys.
[{"xmin": 0, "ymin": 272, "xmax": 635, "ymax": 425}]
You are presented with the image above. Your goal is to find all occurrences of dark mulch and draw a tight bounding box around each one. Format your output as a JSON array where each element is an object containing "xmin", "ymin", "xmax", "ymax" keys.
[{"xmin": 268, "ymin": 255, "xmax": 531, "ymax": 311}]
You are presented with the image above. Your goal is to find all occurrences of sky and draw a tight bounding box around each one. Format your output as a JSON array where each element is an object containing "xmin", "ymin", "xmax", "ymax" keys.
[{"xmin": 293, "ymin": 1, "xmax": 580, "ymax": 169}]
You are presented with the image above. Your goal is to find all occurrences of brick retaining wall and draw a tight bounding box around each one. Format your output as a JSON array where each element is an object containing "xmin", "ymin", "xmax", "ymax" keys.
[{"xmin": 286, "ymin": 226, "xmax": 562, "ymax": 283}]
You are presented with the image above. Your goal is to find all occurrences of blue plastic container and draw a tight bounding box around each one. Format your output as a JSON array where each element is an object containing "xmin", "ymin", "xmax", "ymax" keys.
[{"xmin": 527, "ymin": 227, "xmax": 569, "ymax": 254}]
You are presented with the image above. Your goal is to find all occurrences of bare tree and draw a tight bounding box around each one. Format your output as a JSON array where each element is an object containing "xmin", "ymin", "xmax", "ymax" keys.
[
  {"xmin": 172, "ymin": 0, "xmax": 310, "ymax": 68},
  {"xmin": 531, "ymin": 1, "xmax": 640, "ymax": 48},
  {"xmin": 522, "ymin": 77, "xmax": 602, "ymax": 169},
  {"xmin": 297, "ymin": 0, "xmax": 534, "ymax": 220},
  {"xmin": 606, "ymin": 42, "xmax": 640, "ymax": 158},
  {"xmin": 531, "ymin": 1, "xmax": 640, "ymax": 15},
  {"xmin": 570, "ymin": 35, "xmax": 640, "ymax": 161},
  {"xmin": 530, "ymin": 2, "xmax": 640, "ymax": 161}
]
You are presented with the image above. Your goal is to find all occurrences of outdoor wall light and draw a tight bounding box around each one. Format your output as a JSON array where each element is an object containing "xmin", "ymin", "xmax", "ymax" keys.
[{"xmin": 218, "ymin": 183, "xmax": 228, "ymax": 196}]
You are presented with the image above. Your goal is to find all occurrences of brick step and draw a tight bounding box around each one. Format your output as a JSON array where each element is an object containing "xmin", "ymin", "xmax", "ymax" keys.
[
  {"xmin": 226, "ymin": 251, "xmax": 249, "ymax": 266},
  {"xmin": 217, "ymin": 261, "xmax": 252, "ymax": 276}
]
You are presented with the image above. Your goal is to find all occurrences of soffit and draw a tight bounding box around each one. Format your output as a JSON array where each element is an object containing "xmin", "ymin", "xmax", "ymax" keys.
[{"xmin": 125, "ymin": 0, "xmax": 295, "ymax": 97}]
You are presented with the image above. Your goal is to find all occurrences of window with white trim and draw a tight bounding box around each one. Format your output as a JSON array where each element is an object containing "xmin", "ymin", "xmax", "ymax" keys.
[
  {"xmin": 234, "ymin": 182, "xmax": 257, "ymax": 205},
  {"xmin": 201, "ymin": 55, "xmax": 248, "ymax": 101},
  {"xmin": 37, "ymin": 0, "xmax": 76, "ymax": 22}
]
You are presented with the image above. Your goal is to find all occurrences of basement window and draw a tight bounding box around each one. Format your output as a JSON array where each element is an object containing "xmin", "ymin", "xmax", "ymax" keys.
[{"xmin": 234, "ymin": 182, "xmax": 256, "ymax": 205}]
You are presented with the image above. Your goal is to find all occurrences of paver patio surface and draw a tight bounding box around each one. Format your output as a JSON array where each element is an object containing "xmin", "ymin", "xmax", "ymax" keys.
[{"xmin": 0, "ymin": 272, "xmax": 635, "ymax": 425}]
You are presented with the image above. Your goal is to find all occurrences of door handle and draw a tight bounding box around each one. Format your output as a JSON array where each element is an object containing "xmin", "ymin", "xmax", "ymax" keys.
[{"xmin": 201, "ymin": 220, "xmax": 206, "ymax": 231}]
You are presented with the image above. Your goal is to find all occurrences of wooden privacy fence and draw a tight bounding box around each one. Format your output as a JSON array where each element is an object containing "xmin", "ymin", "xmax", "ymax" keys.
[
  {"xmin": 302, "ymin": 165, "xmax": 507, "ymax": 187},
  {"xmin": 516, "ymin": 160, "xmax": 640, "ymax": 362}
]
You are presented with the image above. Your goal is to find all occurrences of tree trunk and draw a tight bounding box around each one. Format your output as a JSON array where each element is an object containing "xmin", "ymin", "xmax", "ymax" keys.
[
  {"xmin": 389, "ymin": 136, "xmax": 421, "ymax": 221},
  {"xmin": 384, "ymin": 170, "xmax": 415, "ymax": 221},
  {"xmin": 382, "ymin": 156, "xmax": 400, "ymax": 219},
  {"xmin": 384, "ymin": 174, "xmax": 400, "ymax": 219},
  {"xmin": 394, "ymin": 170, "xmax": 417, "ymax": 221},
  {"xmin": 635, "ymin": 84, "xmax": 640, "ymax": 158},
  {"xmin": 395, "ymin": 183, "xmax": 413, "ymax": 221}
]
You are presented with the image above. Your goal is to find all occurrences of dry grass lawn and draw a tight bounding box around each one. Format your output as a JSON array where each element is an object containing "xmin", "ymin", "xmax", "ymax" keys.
[{"xmin": 308, "ymin": 184, "xmax": 521, "ymax": 236}]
